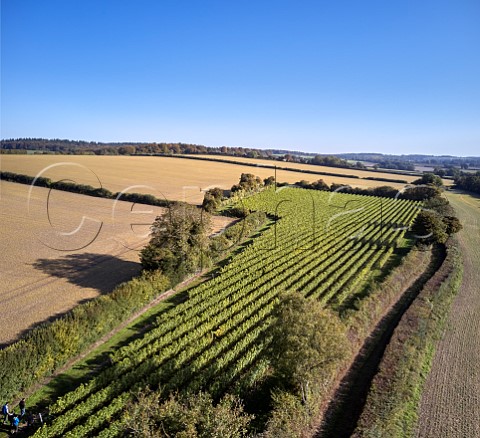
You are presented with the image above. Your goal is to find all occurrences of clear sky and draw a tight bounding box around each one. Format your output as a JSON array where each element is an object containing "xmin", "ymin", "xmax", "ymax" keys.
[{"xmin": 1, "ymin": 0, "xmax": 479, "ymax": 156}]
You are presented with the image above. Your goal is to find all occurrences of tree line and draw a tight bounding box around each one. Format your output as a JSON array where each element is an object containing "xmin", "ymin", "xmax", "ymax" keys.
[
  {"xmin": 0, "ymin": 171, "xmax": 174, "ymax": 207},
  {"xmin": 0, "ymin": 138, "xmax": 425, "ymax": 174},
  {"xmin": 454, "ymin": 171, "xmax": 480, "ymax": 194}
]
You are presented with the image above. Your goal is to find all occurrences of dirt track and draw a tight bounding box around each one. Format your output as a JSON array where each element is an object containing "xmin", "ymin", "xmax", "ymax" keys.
[{"xmin": 416, "ymin": 191, "xmax": 480, "ymax": 438}]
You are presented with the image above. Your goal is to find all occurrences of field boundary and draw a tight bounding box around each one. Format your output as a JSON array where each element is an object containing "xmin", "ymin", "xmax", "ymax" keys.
[
  {"xmin": 415, "ymin": 191, "xmax": 480, "ymax": 437},
  {"xmin": 163, "ymin": 153, "xmax": 411, "ymax": 184},
  {"xmin": 3, "ymin": 211, "xmax": 272, "ymax": 410},
  {"xmin": 315, "ymin": 246, "xmax": 443, "ymax": 438},
  {"xmin": 0, "ymin": 170, "xmax": 177, "ymax": 207},
  {"xmin": 352, "ymin": 238, "xmax": 462, "ymax": 437},
  {"xmin": 309, "ymin": 245, "xmax": 440, "ymax": 437}
]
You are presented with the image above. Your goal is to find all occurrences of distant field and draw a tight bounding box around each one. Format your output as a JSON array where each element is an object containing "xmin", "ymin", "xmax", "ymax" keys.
[
  {"xmin": 192, "ymin": 154, "xmax": 424, "ymax": 182},
  {"xmin": 1, "ymin": 155, "xmax": 417, "ymax": 205},
  {"xmin": 0, "ymin": 181, "xmax": 233, "ymax": 345}
]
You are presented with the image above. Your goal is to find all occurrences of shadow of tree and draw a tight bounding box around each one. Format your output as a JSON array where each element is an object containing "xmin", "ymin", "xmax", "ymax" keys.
[
  {"xmin": 31, "ymin": 252, "xmax": 140, "ymax": 295},
  {"xmin": 0, "ymin": 254, "xmax": 143, "ymax": 348}
]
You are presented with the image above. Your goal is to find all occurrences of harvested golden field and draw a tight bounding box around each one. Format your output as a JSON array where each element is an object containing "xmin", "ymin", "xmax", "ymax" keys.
[
  {"xmin": 1, "ymin": 155, "xmax": 413, "ymax": 204},
  {"xmin": 417, "ymin": 191, "xmax": 480, "ymax": 438},
  {"xmin": 193, "ymin": 154, "xmax": 425, "ymax": 183},
  {"xmin": 0, "ymin": 180, "xmax": 233, "ymax": 345}
]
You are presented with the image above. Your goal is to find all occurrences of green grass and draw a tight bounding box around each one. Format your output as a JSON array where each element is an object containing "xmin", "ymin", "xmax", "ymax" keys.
[{"xmin": 25, "ymin": 298, "xmax": 174, "ymax": 412}]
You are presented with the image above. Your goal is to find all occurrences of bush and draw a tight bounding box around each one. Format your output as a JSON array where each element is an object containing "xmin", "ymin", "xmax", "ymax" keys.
[
  {"xmin": 402, "ymin": 185, "xmax": 441, "ymax": 201},
  {"xmin": 264, "ymin": 390, "xmax": 308, "ymax": 438},
  {"xmin": 125, "ymin": 389, "xmax": 252, "ymax": 437},
  {"xmin": 412, "ymin": 210, "xmax": 448, "ymax": 245},
  {"xmin": 412, "ymin": 173, "xmax": 444, "ymax": 187},
  {"xmin": 268, "ymin": 292, "xmax": 349, "ymax": 401},
  {"xmin": 140, "ymin": 204, "xmax": 212, "ymax": 278}
]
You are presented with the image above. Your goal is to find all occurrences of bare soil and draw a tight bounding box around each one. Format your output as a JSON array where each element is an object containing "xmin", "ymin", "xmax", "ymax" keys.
[{"xmin": 0, "ymin": 181, "xmax": 234, "ymax": 345}]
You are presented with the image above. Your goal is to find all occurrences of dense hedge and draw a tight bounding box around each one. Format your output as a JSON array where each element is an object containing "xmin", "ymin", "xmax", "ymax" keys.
[
  {"xmin": 0, "ymin": 271, "xmax": 170, "ymax": 402},
  {"xmin": 0, "ymin": 171, "xmax": 173, "ymax": 207},
  {"xmin": 454, "ymin": 171, "xmax": 480, "ymax": 194},
  {"xmin": 1, "ymin": 171, "xmax": 52, "ymax": 188},
  {"xmin": 363, "ymin": 176, "xmax": 409, "ymax": 184}
]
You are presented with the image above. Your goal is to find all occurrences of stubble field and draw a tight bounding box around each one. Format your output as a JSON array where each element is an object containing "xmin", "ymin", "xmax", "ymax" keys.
[
  {"xmin": 0, "ymin": 180, "xmax": 233, "ymax": 345},
  {"xmin": 1, "ymin": 155, "xmax": 415, "ymax": 205},
  {"xmin": 194, "ymin": 154, "xmax": 425, "ymax": 183}
]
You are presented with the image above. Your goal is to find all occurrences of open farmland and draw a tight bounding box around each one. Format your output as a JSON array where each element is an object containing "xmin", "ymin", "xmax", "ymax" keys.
[
  {"xmin": 0, "ymin": 181, "xmax": 233, "ymax": 345},
  {"xmin": 1, "ymin": 155, "xmax": 414, "ymax": 205},
  {"xmin": 416, "ymin": 191, "xmax": 480, "ymax": 438},
  {"xmin": 24, "ymin": 187, "xmax": 421, "ymax": 437},
  {"xmin": 193, "ymin": 154, "xmax": 427, "ymax": 183}
]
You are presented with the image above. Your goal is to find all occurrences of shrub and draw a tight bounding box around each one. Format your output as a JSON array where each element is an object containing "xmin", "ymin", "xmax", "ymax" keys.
[{"xmin": 125, "ymin": 389, "xmax": 252, "ymax": 437}]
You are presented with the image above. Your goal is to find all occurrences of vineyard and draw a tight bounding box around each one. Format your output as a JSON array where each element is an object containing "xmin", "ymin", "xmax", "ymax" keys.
[{"xmin": 29, "ymin": 187, "xmax": 420, "ymax": 437}]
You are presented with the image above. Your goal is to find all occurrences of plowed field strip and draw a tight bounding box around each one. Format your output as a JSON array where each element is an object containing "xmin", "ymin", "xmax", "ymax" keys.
[{"xmin": 416, "ymin": 191, "xmax": 480, "ymax": 438}]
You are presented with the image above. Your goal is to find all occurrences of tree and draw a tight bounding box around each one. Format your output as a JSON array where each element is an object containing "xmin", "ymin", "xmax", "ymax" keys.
[
  {"xmin": 355, "ymin": 161, "xmax": 366, "ymax": 169},
  {"xmin": 402, "ymin": 185, "xmax": 441, "ymax": 201},
  {"xmin": 202, "ymin": 194, "xmax": 218, "ymax": 213},
  {"xmin": 294, "ymin": 179, "xmax": 330, "ymax": 191},
  {"xmin": 140, "ymin": 203, "xmax": 212, "ymax": 281},
  {"xmin": 268, "ymin": 292, "xmax": 349, "ymax": 403},
  {"xmin": 118, "ymin": 145, "xmax": 136, "ymax": 155},
  {"xmin": 125, "ymin": 389, "xmax": 252, "ymax": 437},
  {"xmin": 202, "ymin": 187, "xmax": 223, "ymax": 213},
  {"xmin": 454, "ymin": 171, "xmax": 480, "ymax": 194},
  {"xmin": 423, "ymin": 196, "xmax": 454, "ymax": 216},
  {"xmin": 231, "ymin": 173, "xmax": 263, "ymax": 193},
  {"xmin": 443, "ymin": 215, "xmax": 462, "ymax": 235},
  {"xmin": 311, "ymin": 179, "xmax": 330, "ymax": 191},
  {"xmin": 309, "ymin": 155, "xmax": 350, "ymax": 168},
  {"xmin": 411, "ymin": 210, "xmax": 448, "ymax": 244},
  {"xmin": 412, "ymin": 172, "xmax": 444, "ymax": 187},
  {"xmin": 264, "ymin": 176, "xmax": 275, "ymax": 186}
]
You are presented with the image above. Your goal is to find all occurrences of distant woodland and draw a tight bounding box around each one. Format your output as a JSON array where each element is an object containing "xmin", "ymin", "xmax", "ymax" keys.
[
  {"xmin": 0, "ymin": 138, "xmax": 363, "ymax": 169},
  {"xmin": 454, "ymin": 172, "xmax": 480, "ymax": 194}
]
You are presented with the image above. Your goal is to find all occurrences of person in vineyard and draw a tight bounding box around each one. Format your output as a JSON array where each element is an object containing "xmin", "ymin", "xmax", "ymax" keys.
[
  {"xmin": 19, "ymin": 398, "xmax": 26, "ymax": 417},
  {"xmin": 2, "ymin": 402, "xmax": 9, "ymax": 424},
  {"xmin": 11, "ymin": 413, "xmax": 20, "ymax": 434}
]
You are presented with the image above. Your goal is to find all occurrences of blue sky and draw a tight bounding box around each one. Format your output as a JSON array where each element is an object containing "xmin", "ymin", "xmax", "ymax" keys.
[{"xmin": 1, "ymin": 0, "xmax": 479, "ymax": 156}]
